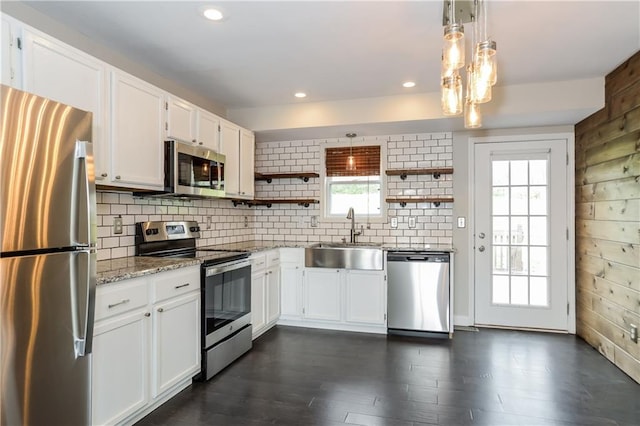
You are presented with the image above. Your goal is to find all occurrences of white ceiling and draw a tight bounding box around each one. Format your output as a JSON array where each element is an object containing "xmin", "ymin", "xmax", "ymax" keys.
[{"xmin": 14, "ymin": 1, "xmax": 640, "ymax": 140}]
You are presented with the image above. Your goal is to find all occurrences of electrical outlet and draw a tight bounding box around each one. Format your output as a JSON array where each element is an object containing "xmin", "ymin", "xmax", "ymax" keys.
[
  {"xmin": 113, "ymin": 216, "xmax": 123, "ymax": 235},
  {"xmin": 631, "ymin": 324, "xmax": 638, "ymax": 343},
  {"xmin": 390, "ymin": 217, "xmax": 398, "ymax": 228},
  {"xmin": 408, "ymin": 217, "xmax": 416, "ymax": 228},
  {"xmin": 310, "ymin": 216, "xmax": 318, "ymax": 228},
  {"xmin": 206, "ymin": 216, "xmax": 212, "ymax": 230},
  {"xmin": 244, "ymin": 216, "xmax": 249, "ymax": 228}
]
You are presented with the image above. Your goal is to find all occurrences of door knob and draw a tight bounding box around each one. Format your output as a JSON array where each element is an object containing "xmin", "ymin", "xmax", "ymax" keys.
[
  {"xmin": 479, "ymin": 232, "xmax": 485, "ymax": 239},
  {"xmin": 478, "ymin": 245, "xmax": 485, "ymax": 252}
]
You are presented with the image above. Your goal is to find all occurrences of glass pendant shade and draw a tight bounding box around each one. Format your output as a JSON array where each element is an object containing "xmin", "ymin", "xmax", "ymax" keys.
[
  {"xmin": 475, "ymin": 40, "xmax": 497, "ymax": 86},
  {"xmin": 464, "ymin": 99, "xmax": 481, "ymax": 128},
  {"xmin": 442, "ymin": 23, "xmax": 465, "ymax": 71},
  {"xmin": 441, "ymin": 74, "xmax": 463, "ymax": 116},
  {"xmin": 346, "ymin": 154, "xmax": 356, "ymax": 171},
  {"xmin": 471, "ymin": 71, "xmax": 492, "ymax": 104}
]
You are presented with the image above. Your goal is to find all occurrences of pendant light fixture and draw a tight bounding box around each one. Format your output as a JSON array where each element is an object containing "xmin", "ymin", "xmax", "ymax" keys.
[
  {"xmin": 346, "ymin": 133, "xmax": 356, "ymax": 171},
  {"xmin": 441, "ymin": 0, "xmax": 497, "ymax": 128}
]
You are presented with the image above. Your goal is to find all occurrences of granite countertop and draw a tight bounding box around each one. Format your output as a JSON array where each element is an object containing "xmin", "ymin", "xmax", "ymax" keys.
[
  {"xmin": 97, "ymin": 256, "xmax": 200, "ymax": 285},
  {"xmin": 98, "ymin": 241, "xmax": 454, "ymax": 285}
]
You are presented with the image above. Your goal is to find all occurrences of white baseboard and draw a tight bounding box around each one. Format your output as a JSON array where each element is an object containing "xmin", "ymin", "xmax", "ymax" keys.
[{"xmin": 454, "ymin": 315, "xmax": 473, "ymax": 326}]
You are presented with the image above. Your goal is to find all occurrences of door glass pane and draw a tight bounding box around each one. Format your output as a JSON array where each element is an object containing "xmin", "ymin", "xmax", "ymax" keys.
[
  {"xmin": 510, "ymin": 246, "xmax": 528, "ymax": 275},
  {"xmin": 529, "ymin": 160, "xmax": 547, "ymax": 185},
  {"xmin": 493, "ymin": 161, "xmax": 509, "ymax": 185},
  {"xmin": 511, "ymin": 277, "xmax": 529, "ymax": 305},
  {"xmin": 530, "ymin": 217, "xmax": 548, "ymax": 246},
  {"xmin": 492, "ymin": 275, "xmax": 510, "ymax": 304},
  {"xmin": 510, "ymin": 217, "xmax": 528, "ymax": 245},
  {"xmin": 493, "ymin": 187, "xmax": 509, "ymax": 215},
  {"xmin": 490, "ymin": 157, "xmax": 550, "ymax": 309},
  {"xmin": 530, "ymin": 247, "xmax": 547, "ymax": 276},
  {"xmin": 510, "ymin": 187, "xmax": 528, "ymax": 215},
  {"xmin": 493, "ymin": 216, "xmax": 509, "ymax": 245},
  {"xmin": 493, "ymin": 246, "xmax": 509, "ymax": 273},
  {"xmin": 510, "ymin": 160, "xmax": 528, "ymax": 185},
  {"xmin": 530, "ymin": 277, "xmax": 548, "ymax": 306},
  {"xmin": 530, "ymin": 186, "xmax": 547, "ymax": 215}
]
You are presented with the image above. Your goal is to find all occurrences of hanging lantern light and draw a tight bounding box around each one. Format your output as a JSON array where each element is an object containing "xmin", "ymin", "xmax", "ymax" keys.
[
  {"xmin": 441, "ymin": 73, "xmax": 463, "ymax": 116},
  {"xmin": 442, "ymin": 23, "xmax": 465, "ymax": 73},
  {"xmin": 475, "ymin": 40, "xmax": 497, "ymax": 86},
  {"xmin": 346, "ymin": 133, "xmax": 356, "ymax": 171},
  {"xmin": 464, "ymin": 99, "xmax": 482, "ymax": 128}
]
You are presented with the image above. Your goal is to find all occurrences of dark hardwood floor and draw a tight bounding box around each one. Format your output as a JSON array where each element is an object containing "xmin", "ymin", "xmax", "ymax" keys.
[{"xmin": 137, "ymin": 326, "xmax": 640, "ymax": 426}]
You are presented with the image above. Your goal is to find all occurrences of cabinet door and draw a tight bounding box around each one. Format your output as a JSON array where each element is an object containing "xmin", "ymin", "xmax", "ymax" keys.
[
  {"xmin": 166, "ymin": 96, "xmax": 196, "ymax": 144},
  {"xmin": 304, "ymin": 269, "xmax": 341, "ymax": 321},
  {"xmin": 266, "ymin": 266, "xmax": 281, "ymax": 324},
  {"xmin": 92, "ymin": 309, "xmax": 150, "ymax": 426},
  {"xmin": 197, "ymin": 110, "xmax": 220, "ymax": 151},
  {"xmin": 219, "ymin": 119, "xmax": 240, "ymax": 196},
  {"xmin": 239, "ymin": 128, "xmax": 255, "ymax": 198},
  {"xmin": 152, "ymin": 292, "xmax": 200, "ymax": 398},
  {"xmin": 251, "ymin": 270, "xmax": 266, "ymax": 337},
  {"xmin": 280, "ymin": 263, "xmax": 303, "ymax": 319},
  {"xmin": 345, "ymin": 270, "xmax": 386, "ymax": 325},
  {"xmin": 1, "ymin": 16, "xmax": 22, "ymax": 88},
  {"xmin": 110, "ymin": 70, "xmax": 164, "ymax": 189},
  {"xmin": 22, "ymin": 28, "xmax": 108, "ymax": 181}
]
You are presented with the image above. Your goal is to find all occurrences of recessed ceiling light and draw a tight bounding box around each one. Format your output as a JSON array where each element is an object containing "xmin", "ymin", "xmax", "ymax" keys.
[
  {"xmin": 203, "ymin": 8, "xmax": 223, "ymax": 21},
  {"xmin": 403, "ymin": 81, "xmax": 416, "ymax": 88},
  {"xmin": 294, "ymin": 92, "xmax": 307, "ymax": 98}
]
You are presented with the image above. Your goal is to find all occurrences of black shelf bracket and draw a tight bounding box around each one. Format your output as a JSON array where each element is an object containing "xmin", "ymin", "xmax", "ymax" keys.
[
  {"xmin": 400, "ymin": 173, "xmax": 408, "ymax": 180},
  {"xmin": 266, "ymin": 178, "xmax": 273, "ymax": 183},
  {"xmin": 433, "ymin": 201, "xmax": 441, "ymax": 207},
  {"xmin": 433, "ymin": 172, "xmax": 441, "ymax": 179},
  {"xmin": 399, "ymin": 201, "xmax": 407, "ymax": 207}
]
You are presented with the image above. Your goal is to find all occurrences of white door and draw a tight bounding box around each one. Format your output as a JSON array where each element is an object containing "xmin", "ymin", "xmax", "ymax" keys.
[{"xmin": 474, "ymin": 139, "xmax": 569, "ymax": 330}]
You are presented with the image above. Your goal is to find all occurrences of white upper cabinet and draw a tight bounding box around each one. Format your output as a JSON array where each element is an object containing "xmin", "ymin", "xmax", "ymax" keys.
[
  {"xmin": 109, "ymin": 69, "xmax": 164, "ymax": 189},
  {"xmin": 166, "ymin": 96, "xmax": 196, "ymax": 144},
  {"xmin": 1, "ymin": 15, "xmax": 22, "ymax": 88},
  {"xmin": 166, "ymin": 96, "xmax": 220, "ymax": 152},
  {"xmin": 220, "ymin": 119, "xmax": 255, "ymax": 199},
  {"xmin": 197, "ymin": 109, "xmax": 220, "ymax": 151},
  {"xmin": 20, "ymin": 26, "xmax": 109, "ymax": 181}
]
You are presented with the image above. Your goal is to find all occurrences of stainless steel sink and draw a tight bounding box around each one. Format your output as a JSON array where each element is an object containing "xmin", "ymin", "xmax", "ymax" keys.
[{"xmin": 305, "ymin": 242, "xmax": 383, "ymax": 270}]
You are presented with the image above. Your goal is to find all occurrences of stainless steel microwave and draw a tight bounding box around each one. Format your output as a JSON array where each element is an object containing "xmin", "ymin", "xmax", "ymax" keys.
[{"xmin": 164, "ymin": 140, "xmax": 225, "ymax": 198}]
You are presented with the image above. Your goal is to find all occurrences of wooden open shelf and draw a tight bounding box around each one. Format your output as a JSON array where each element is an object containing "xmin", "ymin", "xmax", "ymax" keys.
[
  {"xmin": 255, "ymin": 172, "xmax": 319, "ymax": 183},
  {"xmin": 385, "ymin": 196, "xmax": 454, "ymax": 207},
  {"xmin": 231, "ymin": 198, "xmax": 319, "ymax": 208},
  {"xmin": 385, "ymin": 167, "xmax": 453, "ymax": 180}
]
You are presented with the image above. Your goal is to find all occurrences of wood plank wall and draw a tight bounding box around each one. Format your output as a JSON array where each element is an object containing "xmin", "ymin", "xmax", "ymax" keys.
[{"xmin": 575, "ymin": 50, "xmax": 640, "ymax": 384}]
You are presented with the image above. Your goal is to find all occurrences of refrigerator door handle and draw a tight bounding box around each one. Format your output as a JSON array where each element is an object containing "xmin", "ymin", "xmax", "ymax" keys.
[
  {"xmin": 73, "ymin": 140, "xmax": 97, "ymax": 247},
  {"xmin": 71, "ymin": 250, "xmax": 97, "ymax": 357}
]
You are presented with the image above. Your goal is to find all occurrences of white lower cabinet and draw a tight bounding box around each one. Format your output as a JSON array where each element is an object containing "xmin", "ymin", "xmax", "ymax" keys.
[
  {"xmin": 304, "ymin": 268, "xmax": 342, "ymax": 321},
  {"xmin": 152, "ymin": 291, "xmax": 200, "ymax": 398},
  {"xmin": 282, "ymin": 266, "xmax": 387, "ymax": 334},
  {"xmin": 279, "ymin": 248, "xmax": 304, "ymax": 320},
  {"xmin": 250, "ymin": 250, "xmax": 281, "ymax": 339},
  {"xmin": 92, "ymin": 266, "xmax": 200, "ymax": 426}
]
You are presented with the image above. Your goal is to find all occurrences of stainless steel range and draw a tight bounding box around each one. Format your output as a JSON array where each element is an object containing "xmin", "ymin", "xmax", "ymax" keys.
[{"xmin": 135, "ymin": 221, "xmax": 252, "ymax": 381}]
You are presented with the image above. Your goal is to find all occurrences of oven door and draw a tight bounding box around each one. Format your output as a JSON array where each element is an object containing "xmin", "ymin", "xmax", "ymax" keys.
[{"xmin": 203, "ymin": 260, "xmax": 251, "ymax": 348}]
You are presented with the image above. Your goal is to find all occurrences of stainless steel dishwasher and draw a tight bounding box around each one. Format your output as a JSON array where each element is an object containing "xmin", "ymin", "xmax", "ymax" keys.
[{"xmin": 387, "ymin": 251, "xmax": 452, "ymax": 337}]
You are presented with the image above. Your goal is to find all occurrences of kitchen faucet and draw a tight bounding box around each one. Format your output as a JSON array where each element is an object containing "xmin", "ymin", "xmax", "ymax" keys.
[{"xmin": 346, "ymin": 207, "xmax": 362, "ymax": 243}]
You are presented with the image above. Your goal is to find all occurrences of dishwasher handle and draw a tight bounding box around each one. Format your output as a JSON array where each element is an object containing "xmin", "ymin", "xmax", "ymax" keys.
[{"xmin": 387, "ymin": 251, "xmax": 449, "ymax": 262}]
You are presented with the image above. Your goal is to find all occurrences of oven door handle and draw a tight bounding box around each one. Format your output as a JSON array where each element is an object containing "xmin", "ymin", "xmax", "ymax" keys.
[{"xmin": 205, "ymin": 260, "xmax": 251, "ymax": 276}]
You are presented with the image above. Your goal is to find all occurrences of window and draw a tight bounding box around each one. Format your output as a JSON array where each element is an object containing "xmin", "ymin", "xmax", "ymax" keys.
[{"xmin": 322, "ymin": 144, "xmax": 384, "ymax": 220}]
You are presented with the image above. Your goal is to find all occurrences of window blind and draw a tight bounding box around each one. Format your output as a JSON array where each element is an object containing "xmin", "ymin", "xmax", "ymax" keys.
[{"xmin": 325, "ymin": 145, "xmax": 380, "ymax": 177}]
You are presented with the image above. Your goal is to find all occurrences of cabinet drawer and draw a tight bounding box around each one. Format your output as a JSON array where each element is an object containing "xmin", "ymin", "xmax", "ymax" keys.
[
  {"xmin": 95, "ymin": 277, "xmax": 149, "ymax": 321},
  {"xmin": 152, "ymin": 266, "xmax": 200, "ymax": 303},
  {"xmin": 251, "ymin": 254, "xmax": 267, "ymax": 271},
  {"xmin": 266, "ymin": 250, "xmax": 280, "ymax": 267}
]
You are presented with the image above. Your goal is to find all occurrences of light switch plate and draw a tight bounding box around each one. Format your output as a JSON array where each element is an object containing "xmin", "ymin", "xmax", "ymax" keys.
[
  {"xmin": 408, "ymin": 217, "xmax": 416, "ymax": 228},
  {"xmin": 390, "ymin": 217, "xmax": 398, "ymax": 228},
  {"xmin": 457, "ymin": 217, "xmax": 466, "ymax": 228},
  {"xmin": 310, "ymin": 216, "xmax": 318, "ymax": 227}
]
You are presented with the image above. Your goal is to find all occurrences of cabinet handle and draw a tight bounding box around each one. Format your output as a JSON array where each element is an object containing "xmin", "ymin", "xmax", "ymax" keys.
[
  {"xmin": 101, "ymin": 173, "xmax": 108, "ymax": 177},
  {"xmin": 108, "ymin": 299, "xmax": 130, "ymax": 309},
  {"xmin": 158, "ymin": 308, "xmax": 164, "ymax": 313},
  {"xmin": 144, "ymin": 312, "xmax": 151, "ymax": 317},
  {"xmin": 115, "ymin": 175, "xmax": 121, "ymax": 180},
  {"xmin": 174, "ymin": 283, "xmax": 189, "ymax": 289},
  {"xmin": 199, "ymin": 142, "xmax": 203, "ymax": 145},
  {"xmin": 192, "ymin": 139, "xmax": 197, "ymax": 143}
]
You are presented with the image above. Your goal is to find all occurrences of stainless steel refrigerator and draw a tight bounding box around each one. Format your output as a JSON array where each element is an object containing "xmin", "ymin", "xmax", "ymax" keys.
[{"xmin": 1, "ymin": 85, "xmax": 97, "ymax": 425}]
